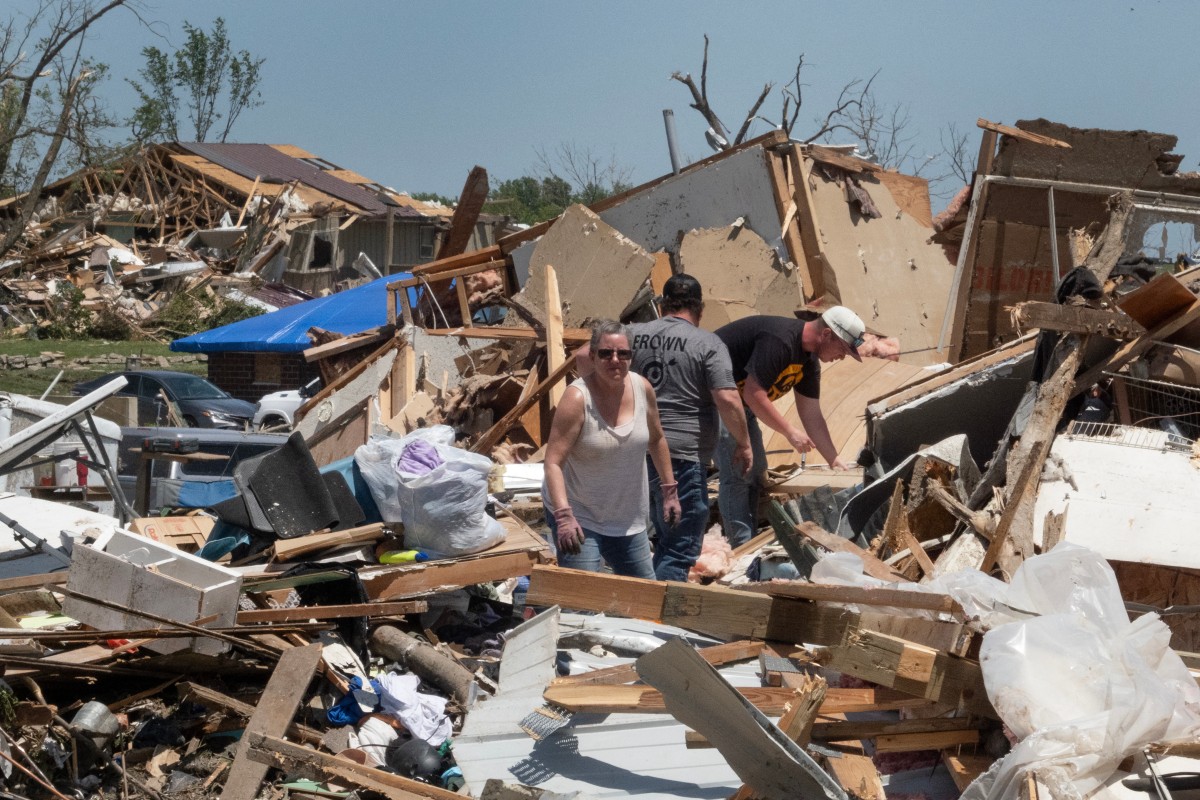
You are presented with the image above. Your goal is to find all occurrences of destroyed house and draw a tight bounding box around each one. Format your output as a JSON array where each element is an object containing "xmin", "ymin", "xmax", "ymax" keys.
[
  {"xmin": 935, "ymin": 118, "xmax": 1200, "ymax": 361},
  {"xmin": 0, "ymin": 142, "xmax": 497, "ymax": 293}
]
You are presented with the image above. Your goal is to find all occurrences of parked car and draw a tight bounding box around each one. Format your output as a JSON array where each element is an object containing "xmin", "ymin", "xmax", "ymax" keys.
[
  {"xmin": 116, "ymin": 427, "xmax": 288, "ymax": 513},
  {"xmin": 253, "ymin": 377, "xmax": 322, "ymax": 431},
  {"xmin": 72, "ymin": 370, "xmax": 256, "ymax": 429}
]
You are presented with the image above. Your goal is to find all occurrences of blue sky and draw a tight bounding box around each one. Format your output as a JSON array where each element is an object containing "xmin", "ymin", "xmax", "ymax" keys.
[{"xmin": 38, "ymin": 1, "xmax": 1200, "ymax": 210}]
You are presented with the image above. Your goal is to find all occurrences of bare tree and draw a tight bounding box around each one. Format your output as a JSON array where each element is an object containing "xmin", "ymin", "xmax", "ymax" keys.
[
  {"xmin": 937, "ymin": 122, "xmax": 977, "ymax": 186},
  {"xmin": 533, "ymin": 141, "xmax": 634, "ymax": 206},
  {"xmin": 0, "ymin": 0, "xmax": 132, "ymax": 258},
  {"xmin": 671, "ymin": 36, "xmax": 920, "ymax": 172}
]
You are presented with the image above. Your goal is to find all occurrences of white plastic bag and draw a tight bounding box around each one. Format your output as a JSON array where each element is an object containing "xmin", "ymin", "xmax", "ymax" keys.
[{"xmin": 355, "ymin": 426, "xmax": 505, "ymax": 555}]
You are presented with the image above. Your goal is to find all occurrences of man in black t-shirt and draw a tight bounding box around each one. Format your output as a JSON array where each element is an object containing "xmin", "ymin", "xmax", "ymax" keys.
[{"xmin": 713, "ymin": 306, "xmax": 865, "ymax": 545}]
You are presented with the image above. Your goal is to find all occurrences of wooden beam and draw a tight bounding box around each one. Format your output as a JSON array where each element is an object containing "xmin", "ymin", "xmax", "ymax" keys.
[
  {"xmin": 408, "ymin": 244, "xmax": 502, "ymax": 277},
  {"xmin": 435, "ymin": 165, "xmax": 488, "ymax": 261},
  {"xmin": 544, "ymin": 263, "xmax": 566, "ymax": 409},
  {"xmin": 220, "ymin": 644, "xmax": 323, "ymax": 800},
  {"xmin": 1011, "ymin": 302, "xmax": 1144, "ymax": 339},
  {"xmin": 422, "ymin": 325, "xmax": 591, "ymax": 342},
  {"xmin": 270, "ymin": 523, "xmax": 386, "ymax": 561},
  {"xmin": 825, "ymin": 628, "xmax": 995, "ymax": 719},
  {"xmin": 543, "ymin": 683, "xmax": 811, "ymax": 715},
  {"xmin": 977, "ymin": 118, "xmax": 1072, "ymax": 149},
  {"xmin": 360, "ymin": 545, "xmax": 549, "ymax": 601},
  {"xmin": 303, "ymin": 328, "xmax": 392, "ymax": 363},
  {"xmin": 810, "ymin": 716, "xmax": 978, "ymax": 741},
  {"xmin": 746, "ymin": 582, "xmax": 961, "ymax": 616},
  {"xmin": 942, "ymin": 752, "xmax": 994, "ymax": 792},
  {"xmin": 528, "ymin": 564, "xmax": 666, "ymax": 621},
  {"xmin": 235, "ymin": 601, "xmax": 425, "ymax": 624}
]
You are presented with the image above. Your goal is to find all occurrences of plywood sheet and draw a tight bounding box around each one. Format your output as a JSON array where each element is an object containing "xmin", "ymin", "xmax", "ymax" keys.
[
  {"xmin": 805, "ymin": 160, "xmax": 954, "ymax": 366},
  {"xmin": 522, "ymin": 204, "xmax": 655, "ymax": 327},
  {"xmin": 763, "ymin": 357, "xmax": 928, "ymax": 468},
  {"xmin": 678, "ymin": 225, "xmax": 801, "ymax": 330}
]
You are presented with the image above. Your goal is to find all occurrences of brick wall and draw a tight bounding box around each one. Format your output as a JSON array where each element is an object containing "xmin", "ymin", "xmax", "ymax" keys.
[{"xmin": 207, "ymin": 352, "xmax": 319, "ymax": 402}]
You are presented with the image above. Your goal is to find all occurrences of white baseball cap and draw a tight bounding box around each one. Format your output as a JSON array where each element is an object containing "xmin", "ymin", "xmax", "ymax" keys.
[{"xmin": 821, "ymin": 306, "xmax": 865, "ymax": 361}]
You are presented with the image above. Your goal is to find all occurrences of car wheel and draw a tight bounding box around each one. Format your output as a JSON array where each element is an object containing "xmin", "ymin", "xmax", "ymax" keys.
[{"xmin": 257, "ymin": 415, "xmax": 290, "ymax": 432}]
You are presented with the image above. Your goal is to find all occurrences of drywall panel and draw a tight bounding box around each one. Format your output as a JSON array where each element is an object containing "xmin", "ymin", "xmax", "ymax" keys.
[
  {"xmin": 678, "ymin": 225, "xmax": 801, "ymax": 331},
  {"xmin": 521, "ymin": 204, "xmax": 655, "ymax": 327},
  {"xmin": 510, "ymin": 146, "xmax": 785, "ymax": 286},
  {"xmin": 805, "ymin": 162, "xmax": 954, "ymax": 366},
  {"xmin": 762, "ymin": 357, "xmax": 929, "ymax": 469}
]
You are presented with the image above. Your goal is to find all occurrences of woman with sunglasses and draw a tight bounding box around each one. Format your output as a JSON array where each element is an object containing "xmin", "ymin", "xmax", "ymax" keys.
[{"xmin": 542, "ymin": 320, "xmax": 681, "ymax": 578}]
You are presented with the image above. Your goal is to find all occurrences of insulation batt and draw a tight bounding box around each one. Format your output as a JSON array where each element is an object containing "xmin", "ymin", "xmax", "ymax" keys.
[{"xmin": 688, "ymin": 531, "xmax": 733, "ymax": 581}]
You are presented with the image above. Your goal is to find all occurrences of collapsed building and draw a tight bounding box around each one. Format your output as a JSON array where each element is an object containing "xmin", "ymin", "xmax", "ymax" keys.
[{"xmin": 2, "ymin": 120, "xmax": 1200, "ymax": 800}]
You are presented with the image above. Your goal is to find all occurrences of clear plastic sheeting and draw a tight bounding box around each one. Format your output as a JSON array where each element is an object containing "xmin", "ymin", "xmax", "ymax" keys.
[
  {"xmin": 809, "ymin": 543, "xmax": 1200, "ymax": 800},
  {"xmin": 960, "ymin": 544, "xmax": 1200, "ymax": 800}
]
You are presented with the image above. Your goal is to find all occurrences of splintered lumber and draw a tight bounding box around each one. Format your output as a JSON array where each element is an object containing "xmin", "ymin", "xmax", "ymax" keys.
[
  {"xmin": 528, "ymin": 565, "xmax": 966, "ymax": 652},
  {"xmin": 409, "ymin": 244, "xmax": 502, "ymax": 277},
  {"xmin": 436, "ymin": 166, "xmax": 488, "ymax": 261},
  {"xmin": 471, "ymin": 354, "xmax": 576, "ymax": 454},
  {"xmin": 976, "ymin": 118, "xmax": 1071, "ymax": 149},
  {"xmin": 1012, "ymin": 302, "xmax": 1144, "ymax": 339},
  {"xmin": 303, "ymin": 329, "xmax": 393, "ymax": 362},
  {"xmin": 551, "ymin": 639, "xmax": 764, "ymax": 687},
  {"xmin": 177, "ymin": 682, "xmax": 322, "ymax": 746},
  {"xmin": 824, "ymin": 755, "xmax": 886, "ymax": 800},
  {"xmin": 245, "ymin": 732, "xmax": 463, "ymax": 800},
  {"xmin": 220, "ymin": 643, "xmax": 323, "ymax": 800},
  {"xmin": 543, "ymin": 683, "xmax": 807, "ymax": 715},
  {"xmin": 370, "ymin": 625, "xmax": 476, "ymax": 706},
  {"xmin": 635, "ymin": 638, "xmax": 846, "ymax": 800},
  {"xmin": 825, "ymin": 628, "xmax": 995, "ymax": 719},
  {"xmin": 270, "ymin": 523, "xmax": 386, "ymax": 561},
  {"xmin": 1074, "ymin": 294, "xmax": 1200, "ymax": 393},
  {"xmin": 793, "ymin": 523, "xmax": 907, "ymax": 582},
  {"xmin": 727, "ymin": 674, "xmax": 829, "ymax": 800},
  {"xmin": 809, "ymin": 716, "xmax": 978, "ymax": 742}
]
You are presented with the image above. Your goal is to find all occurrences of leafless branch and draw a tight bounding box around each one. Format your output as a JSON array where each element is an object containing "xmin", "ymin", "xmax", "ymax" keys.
[{"xmin": 732, "ymin": 82, "xmax": 773, "ymax": 145}]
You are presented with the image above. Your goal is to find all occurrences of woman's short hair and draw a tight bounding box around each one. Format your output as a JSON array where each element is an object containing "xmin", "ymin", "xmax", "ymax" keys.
[{"xmin": 589, "ymin": 319, "xmax": 631, "ymax": 349}]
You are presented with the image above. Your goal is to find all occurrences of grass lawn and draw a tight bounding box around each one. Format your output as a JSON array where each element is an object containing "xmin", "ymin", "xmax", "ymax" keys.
[{"xmin": 0, "ymin": 338, "xmax": 206, "ymax": 398}]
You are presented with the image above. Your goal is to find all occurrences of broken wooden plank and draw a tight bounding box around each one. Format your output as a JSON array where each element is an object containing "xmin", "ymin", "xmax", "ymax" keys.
[
  {"xmin": 942, "ymin": 752, "xmax": 995, "ymax": 792},
  {"xmin": 977, "ymin": 118, "xmax": 1071, "ymax": 149},
  {"xmin": 270, "ymin": 523, "xmax": 386, "ymax": 561},
  {"xmin": 435, "ymin": 166, "xmax": 488, "ymax": 261},
  {"xmin": 303, "ymin": 328, "xmax": 393, "ymax": 363},
  {"xmin": 544, "ymin": 263, "xmax": 566, "ymax": 409},
  {"xmin": 409, "ymin": 244, "xmax": 502, "ymax": 277},
  {"xmin": 1074, "ymin": 298, "xmax": 1200, "ymax": 394},
  {"xmin": 543, "ymin": 683, "xmax": 809, "ymax": 715},
  {"xmin": 527, "ymin": 565, "xmax": 666, "ymax": 621},
  {"xmin": 1011, "ymin": 302, "xmax": 1144, "ymax": 339},
  {"xmin": 794, "ymin": 522, "xmax": 906, "ymax": 582},
  {"xmin": 245, "ymin": 732, "xmax": 462, "ymax": 800},
  {"xmin": 423, "ymin": 325, "xmax": 591, "ymax": 342},
  {"xmin": 235, "ymin": 600, "xmax": 426, "ymax": 624},
  {"xmin": 824, "ymin": 754, "xmax": 886, "ymax": 800},
  {"xmin": 874, "ymin": 728, "xmax": 979, "ymax": 753},
  {"xmin": 220, "ymin": 643, "xmax": 323, "ymax": 800},
  {"xmin": 635, "ymin": 637, "xmax": 846, "ymax": 800},
  {"xmin": 809, "ymin": 716, "xmax": 978, "ymax": 742}
]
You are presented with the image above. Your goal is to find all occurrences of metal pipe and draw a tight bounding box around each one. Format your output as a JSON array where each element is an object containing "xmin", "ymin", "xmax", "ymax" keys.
[
  {"xmin": 662, "ymin": 109, "xmax": 681, "ymax": 175},
  {"xmin": 38, "ymin": 369, "xmax": 63, "ymax": 401}
]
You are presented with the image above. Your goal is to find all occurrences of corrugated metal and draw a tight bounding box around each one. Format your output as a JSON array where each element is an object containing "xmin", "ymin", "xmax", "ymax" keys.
[
  {"xmin": 456, "ymin": 612, "xmax": 749, "ymax": 799},
  {"xmin": 174, "ymin": 143, "xmax": 426, "ymax": 218}
]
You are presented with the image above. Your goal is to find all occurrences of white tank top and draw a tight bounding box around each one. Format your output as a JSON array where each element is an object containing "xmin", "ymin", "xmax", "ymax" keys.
[{"xmin": 554, "ymin": 374, "xmax": 650, "ymax": 537}]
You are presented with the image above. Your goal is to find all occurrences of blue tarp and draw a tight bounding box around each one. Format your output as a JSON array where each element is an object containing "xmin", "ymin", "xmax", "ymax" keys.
[{"xmin": 170, "ymin": 273, "xmax": 414, "ymax": 354}]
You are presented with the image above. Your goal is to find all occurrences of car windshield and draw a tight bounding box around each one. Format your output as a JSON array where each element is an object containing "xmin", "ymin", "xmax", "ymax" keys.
[{"xmin": 158, "ymin": 374, "xmax": 229, "ymax": 400}]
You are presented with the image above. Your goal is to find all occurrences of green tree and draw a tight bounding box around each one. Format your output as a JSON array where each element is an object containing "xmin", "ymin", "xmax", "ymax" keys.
[{"xmin": 129, "ymin": 17, "xmax": 264, "ymax": 142}]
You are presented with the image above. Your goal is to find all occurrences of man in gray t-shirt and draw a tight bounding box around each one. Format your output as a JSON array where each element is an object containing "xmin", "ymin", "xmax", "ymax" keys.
[{"xmin": 630, "ymin": 275, "xmax": 751, "ymax": 581}]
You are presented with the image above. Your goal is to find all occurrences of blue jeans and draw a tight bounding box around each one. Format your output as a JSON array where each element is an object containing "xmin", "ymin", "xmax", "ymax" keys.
[
  {"xmin": 544, "ymin": 509, "xmax": 656, "ymax": 579},
  {"xmin": 649, "ymin": 458, "xmax": 709, "ymax": 582},
  {"xmin": 715, "ymin": 407, "xmax": 768, "ymax": 547}
]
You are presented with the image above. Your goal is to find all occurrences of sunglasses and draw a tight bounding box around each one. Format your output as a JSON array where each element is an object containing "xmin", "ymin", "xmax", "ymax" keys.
[{"xmin": 595, "ymin": 348, "xmax": 633, "ymax": 361}]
